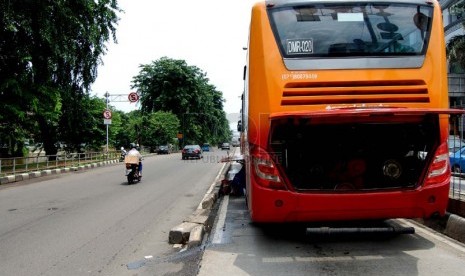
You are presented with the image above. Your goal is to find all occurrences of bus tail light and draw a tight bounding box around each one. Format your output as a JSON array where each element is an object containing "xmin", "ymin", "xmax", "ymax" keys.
[
  {"xmin": 425, "ymin": 142, "xmax": 450, "ymax": 186},
  {"xmin": 251, "ymin": 145, "xmax": 286, "ymax": 190}
]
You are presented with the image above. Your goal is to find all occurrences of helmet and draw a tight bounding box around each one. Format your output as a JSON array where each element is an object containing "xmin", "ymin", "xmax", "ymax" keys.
[
  {"xmin": 121, "ymin": 147, "xmax": 124, "ymax": 150},
  {"xmin": 130, "ymin": 143, "xmax": 137, "ymax": 149}
]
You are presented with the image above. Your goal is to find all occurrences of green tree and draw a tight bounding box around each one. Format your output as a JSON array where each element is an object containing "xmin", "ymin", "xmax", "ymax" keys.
[
  {"xmin": 132, "ymin": 57, "xmax": 230, "ymax": 146},
  {"xmin": 58, "ymin": 95, "xmax": 106, "ymax": 152},
  {"xmin": 112, "ymin": 110, "xmax": 131, "ymax": 150},
  {"xmin": 446, "ymin": 1, "xmax": 465, "ymax": 72},
  {"xmin": 0, "ymin": 0, "xmax": 120, "ymax": 157},
  {"xmin": 447, "ymin": 35, "xmax": 465, "ymax": 72},
  {"xmin": 139, "ymin": 112, "xmax": 180, "ymax": 150},
  {"xmin": 122, "ymin": 110, "xmax": 144, "ymax": 147}
]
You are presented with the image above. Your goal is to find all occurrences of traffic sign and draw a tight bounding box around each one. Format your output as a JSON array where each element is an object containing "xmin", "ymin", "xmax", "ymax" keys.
[
  {"xmin": 128, "ymin": 92, "xmax": 139, "ymax": 103},
  {"xmin": 103, "ymin": 109, "xmax": 112, "ymax": 119}
]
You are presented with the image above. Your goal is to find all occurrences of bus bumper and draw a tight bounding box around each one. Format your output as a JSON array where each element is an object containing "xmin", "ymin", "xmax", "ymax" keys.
[{"xmin": 248, "ymin": 181, "xmax": 450, "ymax": 223}]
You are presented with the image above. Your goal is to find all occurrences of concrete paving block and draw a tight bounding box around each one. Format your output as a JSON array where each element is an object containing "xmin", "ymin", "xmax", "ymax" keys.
[
  {"xmin": 169, "ymin": 222, "xmax": 199, "ymax": 244},
  {"xmin": 445, "ymin": 214, "xmax": 465, "ymax": 243},
  {"xmin": 185, "ymin": 209, "xmax": 210, "ymax": 225},
  {"xmin": 30, "ymin": 172, "xmax": 41, "ymax": 178},
  {"xmin": 201, "ymin": 194, "xmax": 217, "ymax": 209},
  {"xmin": 17, "ymin": 173, "xmax": 30, "ymax": 181},
  {"xmin": 41, "ymin": 170, "xmax": 52, "ymax": 176},
  {"xmin": 0, "ymin": 176, "xmax": 13, "ymax": 184},
  {"xmin": 188, "ymin": 225, "xmax": 205, "ymax": 248}
]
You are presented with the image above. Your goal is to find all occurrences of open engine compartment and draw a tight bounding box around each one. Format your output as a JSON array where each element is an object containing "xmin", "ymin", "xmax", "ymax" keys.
[{"xmin": 269, "ymin": 114, "xmax": 440, "ymax": 191}]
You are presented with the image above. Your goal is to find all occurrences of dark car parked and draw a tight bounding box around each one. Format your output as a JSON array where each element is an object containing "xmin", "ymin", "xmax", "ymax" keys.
[
  {"xmin": 182, "ymin": 145, "xmax": 203, "ymax": 160},
  {"xmin": 157, "ymin": 145, "xmax": 171, "ymax": 154}
]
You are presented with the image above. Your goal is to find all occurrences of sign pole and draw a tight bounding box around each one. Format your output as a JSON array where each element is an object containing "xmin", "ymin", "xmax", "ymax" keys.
[
  {"xmin": 104, "ymin": 92, "xmax": 110, "ymax": 156},
  {"xmin": 101, "ymin": 91, "xmax": 137, "ymax": 158}
]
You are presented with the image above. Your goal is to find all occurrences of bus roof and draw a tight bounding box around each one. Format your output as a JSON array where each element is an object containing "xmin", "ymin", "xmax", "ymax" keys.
[{"xmin": 265, "ymin": 0, "xmax": 436, "ymax": 6}]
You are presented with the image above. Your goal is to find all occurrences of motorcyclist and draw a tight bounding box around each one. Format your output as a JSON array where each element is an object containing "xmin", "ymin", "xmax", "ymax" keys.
[
  {"xmin": 120, "ymin": 146, "xmax": 127, "ymax": 162},
  {"xmin": 125, "ymin": 143, "xmax": 143, "ymax": 176}
]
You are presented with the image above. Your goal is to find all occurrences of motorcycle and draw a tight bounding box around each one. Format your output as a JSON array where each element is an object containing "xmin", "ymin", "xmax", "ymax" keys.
[
  {"xmin": 119, "ymin": 150, "xmax": 127, "ymax": 162},
  {"xmin": 125, "ymin": 163, "xmax": 141, "ymax": 184}
]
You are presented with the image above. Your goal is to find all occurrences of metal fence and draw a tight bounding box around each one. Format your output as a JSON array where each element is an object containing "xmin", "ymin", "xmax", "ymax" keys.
[
  {"xmin": 0, "ymin": 150, "xmax": 121, "ymax": 177},
  {"xmin": 450, "ymin": 100, "xmax": 465, "ymax": 201}
]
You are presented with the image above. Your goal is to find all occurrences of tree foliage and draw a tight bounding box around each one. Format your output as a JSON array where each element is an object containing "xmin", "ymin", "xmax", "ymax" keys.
[
  {"xmin": 132, "ymin": 57, "xmax": 231, "ymax": 146},
  {"xmin": 446, "ymin": 1, "xmax": 465, "ymax": 72},
  {"xmin": 139, "ymin": 112, "xmax": 180, "ymax": 150},
  {"xmin": 0, "ymin": 0, "xmax": 120, "ymax": 157},
  {"xmin": 447, "ymin": 35, "xmax": 465, "ymax": 71},
  {"xmin": 1, "ymin": 3, "xmax": 233, "ymax": 157}
]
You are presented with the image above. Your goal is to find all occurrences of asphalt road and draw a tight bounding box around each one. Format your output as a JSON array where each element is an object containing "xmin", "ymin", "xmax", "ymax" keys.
[
  {"xmin": 4, "ymin": 148, "xmax": 465, "ymax": 276},
  {"xmin": 0, "ymin": 150, "xmax": 227, "ymax": 276}
]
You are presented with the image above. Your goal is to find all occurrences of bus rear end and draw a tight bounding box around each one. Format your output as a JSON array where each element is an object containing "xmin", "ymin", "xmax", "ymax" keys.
[{"xmin": 244, "ymin": 0, "xmax": 464, "ymax": 222}]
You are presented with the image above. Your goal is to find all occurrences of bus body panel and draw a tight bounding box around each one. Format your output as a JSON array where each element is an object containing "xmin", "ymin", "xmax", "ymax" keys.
[
  {"xmin": 248, "ymin": 176, "xmax": 449, "ymax": 222},
  {"xmin": 244, "ymin": 0, "xmax": 462, "ymax": 223}
]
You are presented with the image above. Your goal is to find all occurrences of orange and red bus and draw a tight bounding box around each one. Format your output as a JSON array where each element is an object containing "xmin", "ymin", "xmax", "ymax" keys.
[{"xmin": 241, "ymin": 0, "xmax": 465, "ymax": 223}]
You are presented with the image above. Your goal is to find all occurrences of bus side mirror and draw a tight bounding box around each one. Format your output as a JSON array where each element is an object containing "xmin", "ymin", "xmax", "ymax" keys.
[{"xmin": 237, "ymin": 120, "xmax": 242, "ymax": 132}]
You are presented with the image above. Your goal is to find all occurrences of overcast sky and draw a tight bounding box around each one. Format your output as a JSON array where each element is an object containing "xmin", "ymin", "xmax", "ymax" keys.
[{"xmin": 91, "ymin": 0, "xmax": 258, "ymax": 116}]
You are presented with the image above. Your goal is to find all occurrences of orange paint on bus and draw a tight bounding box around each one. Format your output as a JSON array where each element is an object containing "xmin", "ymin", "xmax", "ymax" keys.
[{"xmin": 241, "ymin": 0, "xmax": 464, "ymax": 223}]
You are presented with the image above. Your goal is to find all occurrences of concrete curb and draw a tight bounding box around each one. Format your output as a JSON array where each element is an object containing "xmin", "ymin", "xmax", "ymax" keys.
[
  {"xmin": 413, "ymin": 211, "xmax": 465, "ymax": 245},
  {"xmin": 445, "ymin": 214, "xmax": 465, "ymax": 243},
  {"xmin": 0, "ymin": 159, "xmax": 121, "ymax": 185},
  {"xmin": 168, "ymin": 161, "xmax": 229, "ymax": 248}
]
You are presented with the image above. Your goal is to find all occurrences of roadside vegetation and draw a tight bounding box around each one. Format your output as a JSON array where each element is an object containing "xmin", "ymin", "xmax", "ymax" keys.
[
  {"xmin": 0, "ymin": 1, "xmax": 231, "ymax": 158},
  {"xmin": 446, "ymin": 1, "xmax": 465, "ymax": 74}
]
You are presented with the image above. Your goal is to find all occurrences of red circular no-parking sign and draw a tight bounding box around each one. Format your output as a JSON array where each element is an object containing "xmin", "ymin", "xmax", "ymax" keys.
[
  {"xmin": 103, "ymin": 109, "xmax": 112, "ymax": 119},
  {"xmin": 128, "ymin": 92, "xmax": 139, "ymax": 103}
]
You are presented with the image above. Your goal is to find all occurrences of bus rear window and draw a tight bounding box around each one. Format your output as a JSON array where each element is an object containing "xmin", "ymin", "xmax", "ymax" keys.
[{"xmin": 268, "ymin": 2, "xmax": 433, "ymax": 58}]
